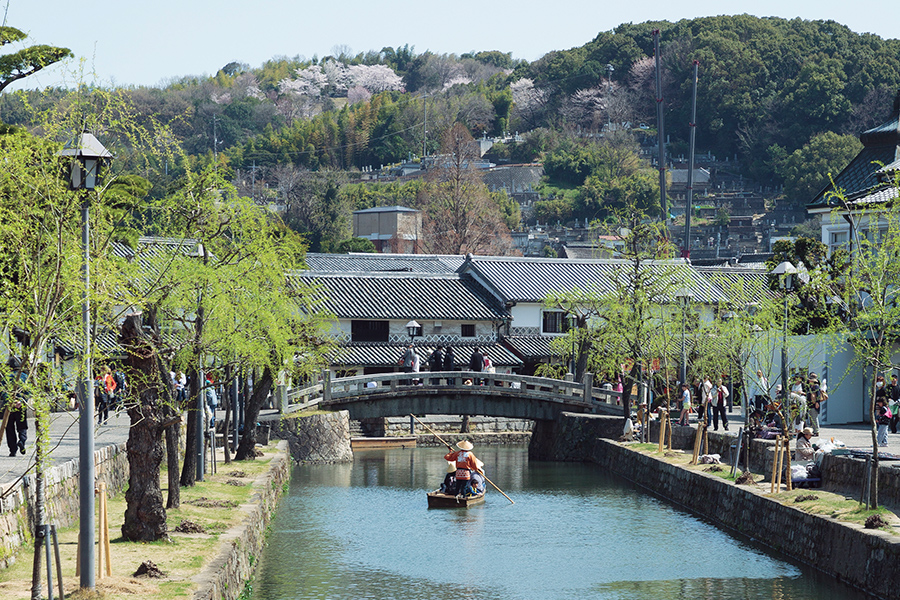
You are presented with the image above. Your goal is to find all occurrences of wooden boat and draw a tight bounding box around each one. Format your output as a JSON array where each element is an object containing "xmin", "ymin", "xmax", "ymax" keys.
[
  {"xmin": 427, "ymin": 490, "xmax": 486, "ymax": 508},
  {"xmin": 350, "ymin": 436, "xmax": 416, "ymax": 450}
]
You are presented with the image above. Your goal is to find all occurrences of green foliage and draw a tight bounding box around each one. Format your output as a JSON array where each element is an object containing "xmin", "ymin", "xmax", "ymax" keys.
[
  {"xmin": 336, "ymin": 237, "xmax": 377, "ymax": 253},
  {"xmin": 774, "ymin": 132, "xmax": 863, "ymax": 203},
  {"xmin": 0, "ymin": 26, "xmax": 72, "ymax": 94}
]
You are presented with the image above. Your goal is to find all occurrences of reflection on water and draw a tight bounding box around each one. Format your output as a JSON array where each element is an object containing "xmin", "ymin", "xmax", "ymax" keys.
[{"xmin": 252, "ymin": 447, "xmax": 872, "ymax": 600}]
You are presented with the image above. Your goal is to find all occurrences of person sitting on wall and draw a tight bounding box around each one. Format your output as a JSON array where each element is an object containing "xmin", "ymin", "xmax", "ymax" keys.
[{"xmin": 795, "ymin": 427, "xmax": 816, "ymax": 462}]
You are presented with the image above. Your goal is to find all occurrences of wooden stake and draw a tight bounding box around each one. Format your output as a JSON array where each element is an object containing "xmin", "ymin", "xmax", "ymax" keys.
[
  {"xmin": 785, "ymin": 435, "xmax": 793, "ymax": 491},
  {"xmin": 691, "ymin": 423, "xmax": 704, "ymax": 465},
  {"xmin": 666, "ymin": 412, "xmax": 673, "ymax": 451},
  {"xmin": 658, "ymin": 409, "xmax": 667, "ymax": 453},
  {"xmin": 98, "ymin": 481, "xmax": 111, "ymax": 578},
  {"xmin": 770, "ymin": 437, "xmax": 779, "ymax": 493}
]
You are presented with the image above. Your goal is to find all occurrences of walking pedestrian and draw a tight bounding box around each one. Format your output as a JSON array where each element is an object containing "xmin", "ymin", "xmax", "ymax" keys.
[{"xmin": 2, "ymin": 358, "xmax": 28, "ymax": 456}]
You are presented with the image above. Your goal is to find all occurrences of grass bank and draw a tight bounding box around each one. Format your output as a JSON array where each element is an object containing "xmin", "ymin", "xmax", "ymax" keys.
[{"xmin": 0, "ymin": 444, "xmax": 284, "ymax": 600}]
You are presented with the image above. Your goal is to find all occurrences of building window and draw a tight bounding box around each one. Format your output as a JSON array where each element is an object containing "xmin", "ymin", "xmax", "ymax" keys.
[
  {"xmin": 461, "ymin": 324, "xmax": 476, "ymax": 337},
  {"xmin": 351, "ymin": 320, "xmax": 389, "ymax": 342},
  {"xmin": 542, "ymin": 311, "xmax": 569, "ymax": 334}
]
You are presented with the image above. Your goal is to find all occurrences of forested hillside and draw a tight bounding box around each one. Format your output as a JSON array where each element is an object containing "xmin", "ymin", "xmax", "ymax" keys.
[{"xmin": 3, "ymin": 15, "xmax": 898, "ymax": 248}]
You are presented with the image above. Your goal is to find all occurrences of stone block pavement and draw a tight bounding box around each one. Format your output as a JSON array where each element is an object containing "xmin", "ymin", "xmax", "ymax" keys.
[{"xmin": 0, "ymin": 408, "xmax": 131, "ymax": 489}]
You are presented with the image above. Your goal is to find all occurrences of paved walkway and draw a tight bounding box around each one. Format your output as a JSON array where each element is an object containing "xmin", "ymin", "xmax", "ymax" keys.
[{"xmin": 0, "ymin": 409, "xmax": 131, "ymax": 488}]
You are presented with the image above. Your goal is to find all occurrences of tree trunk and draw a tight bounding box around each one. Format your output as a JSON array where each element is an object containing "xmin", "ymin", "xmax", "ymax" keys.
[
  {"xmin": 165, "ymin": 414, "xmax": 180, "ymax": 509},
  {"xmin": 235, "ymin": 367, "xmax": 273, "ymax": 460},
  {"xmin": 121, "ymin": 315, "xmax": 171, "ymax": 542},
  {"xmin": 30, "ymin": 401, "xmax": 48, "ymax": 600},
  {"xmin": 179, "ymin": 367, "xmax": 200, "ymax": 487},
  {"xmin": 223, "ymin": 369, "xmax": 232, "ymax": 464}
]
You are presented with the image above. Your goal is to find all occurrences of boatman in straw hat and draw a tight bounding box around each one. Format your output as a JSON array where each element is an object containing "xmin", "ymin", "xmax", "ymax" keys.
[{"xmin": 444, "ymin": 439, "xmax": 483, "ymax": 497}]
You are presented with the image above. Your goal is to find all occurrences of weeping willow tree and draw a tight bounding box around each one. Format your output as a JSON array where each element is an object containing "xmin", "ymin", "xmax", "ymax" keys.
[{"xmin": 0, "ymin": 87, "xmax": 163, "ymax": 596}]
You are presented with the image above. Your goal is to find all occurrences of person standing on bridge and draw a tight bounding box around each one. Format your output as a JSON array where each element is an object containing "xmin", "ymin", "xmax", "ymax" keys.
[
  {"xmin": 428, "ymin": 346, "xmax": 444, "ymax": 385},
  {"xmin": 444, "ymin": 347, "xmax": 456, "ymax": 385},
  {"xmin": 444, "ymin": 439, "xmax": 483, "ymax": 497},
  {"xmin": 399, "ymin": 344, "xmax": 416, "ymax": 385},
  {"xmin": 469, "ymin": 348, "xmax": 484, "ymax": 385}
]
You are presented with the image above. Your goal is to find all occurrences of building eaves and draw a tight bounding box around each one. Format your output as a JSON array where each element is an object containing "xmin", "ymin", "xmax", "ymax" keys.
[{"xmin": 304, "ymin": 252, "xmax": 465, "ymax": 274}]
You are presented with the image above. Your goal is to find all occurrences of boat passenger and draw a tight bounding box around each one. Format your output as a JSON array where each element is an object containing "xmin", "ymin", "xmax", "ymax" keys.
[{"xmin": 444, "ymin": 439, "xmax": 481, "ymax": 496}]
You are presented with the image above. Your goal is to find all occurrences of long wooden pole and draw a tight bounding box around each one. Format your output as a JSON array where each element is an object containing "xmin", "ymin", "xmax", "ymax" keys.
[{"xmin": 410, "ymin": 414, "xmax": 514, "ymax": 504}]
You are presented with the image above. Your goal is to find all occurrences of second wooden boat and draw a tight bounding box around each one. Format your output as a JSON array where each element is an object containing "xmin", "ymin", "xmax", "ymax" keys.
[{"xmin": 426, "ymin": 490, "xmax": 486, "ymax": 508}]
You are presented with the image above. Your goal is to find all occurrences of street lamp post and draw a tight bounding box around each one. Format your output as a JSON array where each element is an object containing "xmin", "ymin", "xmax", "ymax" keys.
[
  {"xmin": 770, "ymin": 261, "xmax": 797, "ymax": 405},
  {"xmin": 404, "ymin": 320, "xmax": 420, "ymax": 431},
  {"xmin": 675, "ymin": 288, "xmax": 694, "ymax": 385},
  {"xmin": 606, "ymin": 64, "xmax": 614, "ymax": 131},
  {"xmin": 60, "ymin": 129, "xmax": 112, "ymax": 591},
  {"xmin": 567, "ymin": 313, "xmax": 578, "ymax": 377}
]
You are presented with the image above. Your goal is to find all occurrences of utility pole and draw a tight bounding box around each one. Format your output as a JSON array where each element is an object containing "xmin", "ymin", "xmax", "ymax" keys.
[
  {"xmin": 683, "ymin": 60, "xmax": 699, "ymax": 259},
  {"xmin": 653, "ymin": 30, "xmax": 667, "ymax": 220},
  {"xmin": 422, "ymin": 94, "xmax": 427, "ymax": 166},
  {"xmin": 212, "ymin": 115, "xmax": 219, "ymax": 173}
]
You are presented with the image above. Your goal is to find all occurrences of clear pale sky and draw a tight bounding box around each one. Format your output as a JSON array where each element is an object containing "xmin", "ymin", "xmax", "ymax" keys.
[{"xmin": 5, "ymin": 0, "xmax": 899, "ymax": 89}]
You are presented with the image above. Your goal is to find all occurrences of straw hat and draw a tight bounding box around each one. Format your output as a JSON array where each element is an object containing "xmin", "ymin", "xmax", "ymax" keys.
[
  {"xmin": 457, "ymin": 440, "xmax": 474, "ymax": 451},
  {"xmin": 446, "ymin": 461, "xmax": 457, "ymax": 473},
  {"xmin": 802, "ymin": 427, "xmax": 814, "ymax": 436}
]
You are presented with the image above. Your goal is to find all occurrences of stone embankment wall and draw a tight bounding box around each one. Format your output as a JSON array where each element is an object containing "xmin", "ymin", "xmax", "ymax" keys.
[
  {"xmin": 193, "ymin": 440, "xmax": 290, "ymax": 600},
  {"xmin": 272, "ymin": 411, "xmax": 353, "ymax": 463},
  {"xmin": 536, "ymin": 412, "xmax": 899, "ymax": 599},
  {"xmin": 0, "ymin": 442, "xmax": 128, "ymax": 569},
  {"xmin": 592, "ymin": 438, "xmax": 898, "ymax": 600}
]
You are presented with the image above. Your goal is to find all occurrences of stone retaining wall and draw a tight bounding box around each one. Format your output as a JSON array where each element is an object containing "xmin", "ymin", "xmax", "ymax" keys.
[
  {"xmin": 539, "ymin": 413, "xmax": 898, "ymax": 599},
  {"xmin": 192, "ymin": 440, "xmax": 291, "ymax": 600},
  {"xmin": 591, "ymin": 437, "xmax": 898, "ymax": 600},
  {"xmin": 272, "ymin": 411, "xmax": 353, "ymax": 463},
  {"xmin": 0, "ymin": 442, "xmax": 128, "ymax": 569},
  {"xmin": 362, "ymin": 416, "xmax": 533, "ymax": 437}
]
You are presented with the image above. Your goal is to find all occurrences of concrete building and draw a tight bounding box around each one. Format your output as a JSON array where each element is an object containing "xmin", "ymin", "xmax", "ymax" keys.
[{"xmin": 352, "ymin": 206, "xmax": 423, "ymax": 253}]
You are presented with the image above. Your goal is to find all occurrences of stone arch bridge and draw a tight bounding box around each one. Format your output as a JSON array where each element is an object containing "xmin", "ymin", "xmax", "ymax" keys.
[{"xmin": 278, "ymin": 371, "xmax": 623, "ymax": 421}]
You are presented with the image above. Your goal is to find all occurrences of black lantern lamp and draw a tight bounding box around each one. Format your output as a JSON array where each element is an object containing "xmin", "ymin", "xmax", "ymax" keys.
[{"xmin": 60, "ymin": 129, "xmax": 112, "ymax": 190}]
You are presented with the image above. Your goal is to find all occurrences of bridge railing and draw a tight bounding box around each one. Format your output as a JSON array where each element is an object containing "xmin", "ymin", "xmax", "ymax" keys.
[{"xmin": 282, "ymin": 370, "xmax": 622, "ymax": 414}]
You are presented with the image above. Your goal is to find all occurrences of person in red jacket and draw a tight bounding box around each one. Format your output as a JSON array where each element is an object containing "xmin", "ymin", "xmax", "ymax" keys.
[{"xmin": 444, "ymin": 439, "xmax": 482, "ymax": 496}]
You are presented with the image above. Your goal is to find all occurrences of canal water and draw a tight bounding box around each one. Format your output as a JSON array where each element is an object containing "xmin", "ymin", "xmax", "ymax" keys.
[{"xmin": 252, "ymin": 446, "xmax": 870, "ymax": 600}]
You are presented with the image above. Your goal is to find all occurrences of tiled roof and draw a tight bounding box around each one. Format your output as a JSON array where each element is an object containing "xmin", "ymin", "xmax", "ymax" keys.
[
  {"xmin": 694, "ymin": 266, "xmax": 776, "ymax": 301},
  {"xmin": 463, "ymin": 256, "xmax": 728, "ymax": 304},
  {"xmin": 291, "ymin": 272, "xmax": 503, "ymax": 321},
  {"xmin": 809, "ymin": 145, "xmax": 899, "ymax": 208},
  {"xmin": 809, "ymin": 99, "xmax": 900, "ymax": 209},
  {"xmin": 330, "ymin": 342, "xmax": 522, "ymax": 368},
  {"xmin": 304, "ymin": 253, "xmax": 465, "ymax": 273},
  {"xmin": 502, "ymin": 335, "xmax": 555, "ymax": 360},
  {"xmin": 353, "ymin": 205, "xmax": 419, "ymax": 214},
  {"xmin": 843, "ymin": 183, "xmax": 900, "ymax": 208}
]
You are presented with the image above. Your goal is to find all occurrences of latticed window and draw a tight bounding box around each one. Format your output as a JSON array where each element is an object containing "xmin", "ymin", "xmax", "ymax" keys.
[
  {"xmin": 351, "ymin": 320, "xmax": 389, "ymax": 342},
  {"xmin": 542, "ymin": 311, "xmax": 569, "ymax": 334},
  {"xmin": 461, "ymin": 324, "xmax": 476, "ymax": 337}
]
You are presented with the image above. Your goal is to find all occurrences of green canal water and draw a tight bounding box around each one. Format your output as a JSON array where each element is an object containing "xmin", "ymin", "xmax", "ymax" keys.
[{"xmin": 251, "ymin": 446, "xmax": 871, "ymax": 600}]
